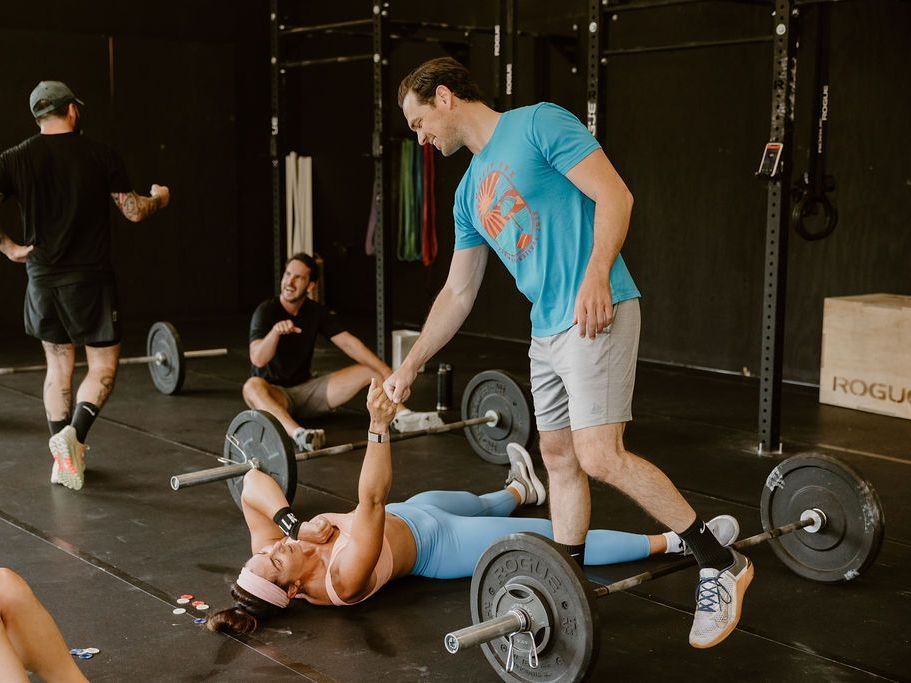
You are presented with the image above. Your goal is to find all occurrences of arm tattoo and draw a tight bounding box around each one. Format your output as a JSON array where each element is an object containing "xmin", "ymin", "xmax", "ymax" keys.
[
  {"xmin": 112, "ymin": 192, "xmax": 142, "ymax": 221},
  {"xmin": 111, "ymin": 192, "xmax": 159, "ymax": 222}
]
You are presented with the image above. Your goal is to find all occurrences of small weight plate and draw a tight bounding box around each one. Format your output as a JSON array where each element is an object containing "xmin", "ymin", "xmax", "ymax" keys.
[
  {"xmin": 224, "ymin": 410, "xmax": 297, "ymax": 510},
  {"xmin": 146, "ymin": 321, "xmax": 186, "ymax": 395},
  {"xmin": 760, "ymin": 453, "xmax": 885, "ymax": 583},
  {"xmin": 462, "ymin": 370, "xmax": 534, "ymax": 464},
  {"xmin": 471, "ymin": 532, "xmax": 599, "ymax": 683}
]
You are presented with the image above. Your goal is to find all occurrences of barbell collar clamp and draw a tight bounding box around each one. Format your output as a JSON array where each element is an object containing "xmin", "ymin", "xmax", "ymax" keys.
[
  {"xmin": 505, "ymin": 623, "xmax": 539, "ymax": 673},
  {"xmin": 800, "ymin": 508, "xmax": 827, "ymax": 534}
]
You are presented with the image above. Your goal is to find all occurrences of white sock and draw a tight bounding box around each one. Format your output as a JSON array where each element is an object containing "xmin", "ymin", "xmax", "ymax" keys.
[
  {"xmin": 663, "ymin": 531, "xmax": 685, "ymax": 554},
  {"xmin": 507, "ymin": 480, "xmax": 527, "ymax": 505}
]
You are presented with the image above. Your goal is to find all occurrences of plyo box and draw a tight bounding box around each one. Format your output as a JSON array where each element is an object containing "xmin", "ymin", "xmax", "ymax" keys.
[{"xmin": 819, "ymin": 293, "xmax": 911, "ymax": 420}]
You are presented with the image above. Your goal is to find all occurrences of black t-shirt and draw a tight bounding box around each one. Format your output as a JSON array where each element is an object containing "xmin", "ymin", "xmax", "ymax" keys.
[
  {"xmin": 249, "ymin": 297, "xmax": 347, "ymax": 386},
  {"xmin": 0, "ymin": 133, "xmax": 132, "ymax": 286}
]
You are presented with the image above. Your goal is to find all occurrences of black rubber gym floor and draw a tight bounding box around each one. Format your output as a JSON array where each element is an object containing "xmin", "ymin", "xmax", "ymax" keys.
[{"xmin": 1, "ymin": 318, "xmax": 908, "ymax": 681}]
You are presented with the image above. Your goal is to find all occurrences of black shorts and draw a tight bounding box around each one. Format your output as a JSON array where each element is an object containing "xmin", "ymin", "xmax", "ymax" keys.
[{"xmin": 24, "ymin": 280, "xmax": 121, "ymax": 346}]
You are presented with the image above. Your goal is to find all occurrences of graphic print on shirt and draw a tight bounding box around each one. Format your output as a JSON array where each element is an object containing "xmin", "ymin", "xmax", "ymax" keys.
[{"xmin": 476, "ymin": 162, "xmax": 540, "ymax": 263}]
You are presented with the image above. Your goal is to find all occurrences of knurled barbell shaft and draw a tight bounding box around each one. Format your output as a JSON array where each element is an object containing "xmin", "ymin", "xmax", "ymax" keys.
[
  {"xmin": 593, "ymin": 517, "xmax": 813, "ymax": 597},
  {"xmin": 169, "ymin": 412, "xmax": 499, "ymax": 491},
  {"xmin": 0, "ymin": 348, "xmax": 227, "ymax": 375},
  {"xmin": 446, "ymin": 516, "xmax": 815, "ymax": 651}
]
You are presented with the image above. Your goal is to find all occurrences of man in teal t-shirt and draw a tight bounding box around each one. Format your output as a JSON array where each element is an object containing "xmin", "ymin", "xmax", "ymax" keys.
[{"xmin": 386, "ymin": 58, "xmax": 752, "ymax": 649}]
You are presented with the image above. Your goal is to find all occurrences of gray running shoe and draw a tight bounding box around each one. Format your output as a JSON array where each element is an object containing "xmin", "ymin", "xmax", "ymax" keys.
[
  {"xmin": 682, "ymin": 515, "xmax": 740, "ymax": 555},
  {"xmin": 504, "ymin": 443, "xmax": 546, "ymax": 506},
  {"xmin": 689, "ymin": 549, "xmax": 754, "ymax": 649}
]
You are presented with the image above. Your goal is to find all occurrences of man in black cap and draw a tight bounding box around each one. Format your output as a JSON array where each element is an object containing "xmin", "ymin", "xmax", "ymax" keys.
[{"xmin": 0, "ymin": 80, "xmax": 170, "ymax": 491}]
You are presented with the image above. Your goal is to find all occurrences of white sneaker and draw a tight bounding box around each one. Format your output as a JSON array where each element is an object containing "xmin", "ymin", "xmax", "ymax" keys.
[
  {"xmin": 664, "ymin": 515, "xmax": 740, "ymax": 555},
  {"xmin": 689, "ymin": 549, "xmax": 754, "ymax": 649},
  {"xmin": 391, "ymin": 409, "xmax": 444, "ymax": 433},
  {"xmin": 49, "ymin": 426, "xmax": 85, "ymax": 491},
  {"xmin": 293, "ymin": 428, "xmax": 325, "ymax": 453},
  {"xmin": 504, "ymin": 443, "xmax": 546, "ymax": 506}
]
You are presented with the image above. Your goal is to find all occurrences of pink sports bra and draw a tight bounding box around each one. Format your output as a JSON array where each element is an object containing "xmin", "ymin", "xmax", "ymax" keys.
[{"xmin": 297, "ymin": 511, "xmax": 395, "ymax": 606}]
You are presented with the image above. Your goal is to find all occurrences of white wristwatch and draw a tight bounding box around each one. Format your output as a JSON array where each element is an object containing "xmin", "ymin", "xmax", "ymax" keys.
[{"xmin": 367, "ymin": 430, "xmax": 388, "ymax": 443}]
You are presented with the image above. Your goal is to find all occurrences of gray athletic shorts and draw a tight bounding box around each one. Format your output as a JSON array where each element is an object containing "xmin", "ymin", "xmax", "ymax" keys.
[
  {"xmin": 276, "ymin": 374, "xmax": 332, "ymax": 419},
  {"xmin": 529, "ymin": 298, "xmax": 641, "ymax": 432}
]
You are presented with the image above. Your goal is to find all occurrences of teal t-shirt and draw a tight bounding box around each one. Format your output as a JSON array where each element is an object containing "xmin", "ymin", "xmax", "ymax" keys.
[{"xmin": 454, "ymin": 102, "xmax": 640, "ymax": 337}]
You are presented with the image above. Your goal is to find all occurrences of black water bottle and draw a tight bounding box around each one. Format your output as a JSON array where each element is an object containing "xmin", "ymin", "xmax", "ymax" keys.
[{"xmin": 436, "ymin": 363, "xmax": 453, "ymax": 411}]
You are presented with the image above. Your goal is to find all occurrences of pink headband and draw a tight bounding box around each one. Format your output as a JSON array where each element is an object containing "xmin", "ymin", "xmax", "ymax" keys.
[{"xmin": 237, "ymin": 567, "xmax": 290, "ymax": 608}]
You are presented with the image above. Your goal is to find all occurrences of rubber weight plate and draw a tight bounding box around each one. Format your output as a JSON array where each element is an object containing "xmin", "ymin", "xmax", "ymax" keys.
[
  {"xmin": 760, "ymin": 453, "xmax": 884, "ymax": 583},
  {"xmin": 461, "ymin": 370, "xmax": 534, "ymax": 464},
  {"xmin": 224, "ymin": 410, "xmax": 297, "ymax": 510},
  {"xmin": 471, "ymin": 532, "xmax": 599, "ymax": 683},
  {"xmin": 146, "ymin": 321, "xmax": 186, "ymax": 395}
]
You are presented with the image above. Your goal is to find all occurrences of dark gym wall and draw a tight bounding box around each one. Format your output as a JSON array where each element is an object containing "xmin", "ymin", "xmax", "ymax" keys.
[
  {"xmin": 603, "ymin": 0, "xmax": 911, "ymax": 384},
  {"xmin": 282, "ymin": 0, "xmax": 910, "ymax": 384},
  {"xmin": 2, "ymin": 2, "xmax": 907, "ymax": 386},
  {"xmin": 0, "ymin": 2, "xmax": 271, "ymax": 336}
]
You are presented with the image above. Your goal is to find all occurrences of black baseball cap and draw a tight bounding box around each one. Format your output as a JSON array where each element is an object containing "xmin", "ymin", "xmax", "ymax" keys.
[{"xmin": 29, "ymin": 81, "xmax": 84, "ymax": 118}]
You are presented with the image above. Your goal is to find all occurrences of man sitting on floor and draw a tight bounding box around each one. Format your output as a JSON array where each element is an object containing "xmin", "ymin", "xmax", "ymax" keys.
[{"xmin": 244, "ymin": 252, "xmax": 438, "ymax": 452}]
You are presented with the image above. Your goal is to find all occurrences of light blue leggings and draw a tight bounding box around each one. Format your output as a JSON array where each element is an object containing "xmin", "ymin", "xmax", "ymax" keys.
[{"xmin": 385, "ymin": 489, "xmax": 651, "ymax": 579}]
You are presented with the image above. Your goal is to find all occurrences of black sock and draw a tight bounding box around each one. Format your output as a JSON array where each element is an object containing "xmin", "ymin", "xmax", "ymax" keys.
[
  {"xmin": 679, "ymin": 519, "xmax": 733, "ymax": 571},
  {"xmin": 71, "ymin": 402, "xmax": 100, "ymax": 444},
  {"xmin": 48, "ymin": 416, "xmax": 71, "ymax": 436},
  {"xmin": 559, "ymin": 543, "xmax": 586, "ymax": 569}
]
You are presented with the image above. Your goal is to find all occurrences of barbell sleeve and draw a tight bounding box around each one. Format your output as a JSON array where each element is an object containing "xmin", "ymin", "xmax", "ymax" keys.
[
  {"xmin": 444, "ymin": 611, "xmax": 527, "ymax": 654},
  {"xmin": 170, "ymin": 461, "xmax": 255, "ymax": 490}
]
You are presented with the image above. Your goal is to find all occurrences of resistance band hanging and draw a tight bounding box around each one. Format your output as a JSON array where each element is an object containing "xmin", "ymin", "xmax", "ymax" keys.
[
  {"xmin": 285, "ymin": 153, "xmax": 313, "ymax": 257},
  {"xmin": 421, "ymin": 143, "xmax": 438, "ymax": 266},
  {"xmin": 791, "ymin": 3, "xmax": 837, "ymax": 241},
  {"xmin": 397, "ymin": 139, "xmax": 422, "ymax": 261}
]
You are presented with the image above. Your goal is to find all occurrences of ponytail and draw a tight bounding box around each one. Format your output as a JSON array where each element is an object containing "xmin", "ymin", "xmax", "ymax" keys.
[{"xmin": 207, "ymin": 583, "xmax": 282, "ymax": 635}]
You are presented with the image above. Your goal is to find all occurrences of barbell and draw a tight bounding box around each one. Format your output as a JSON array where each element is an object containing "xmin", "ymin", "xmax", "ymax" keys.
[
  {"xmin": 0, "ymin": 321, "xmax": 227, "ymax": 395},
  {"xmin": 443, "ymin": 453, "xmax": 885, "ymax": 683},
  {"xmin": 169, "ymin": 369, "xmax": 535, "ymax": 509}
]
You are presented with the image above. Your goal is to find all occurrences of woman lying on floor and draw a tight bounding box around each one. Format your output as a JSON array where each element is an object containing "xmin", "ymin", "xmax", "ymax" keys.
[{"xmin": 209, "ymin": 380, "xmax": 738, "ymax": 634}]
